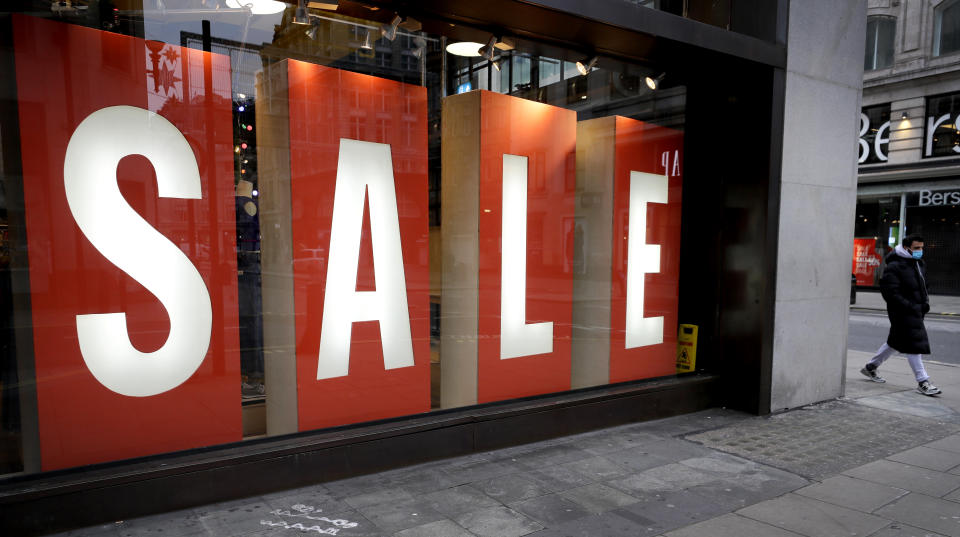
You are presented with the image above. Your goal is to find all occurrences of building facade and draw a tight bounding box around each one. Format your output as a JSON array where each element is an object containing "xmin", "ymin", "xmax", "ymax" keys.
[
  {"xmin": 0, "ymin": 0, "xmax": 863, "ymax": 533},
  {"xmin": 856, "ymin": 0, "xmax": 960, "ymax": 294}
]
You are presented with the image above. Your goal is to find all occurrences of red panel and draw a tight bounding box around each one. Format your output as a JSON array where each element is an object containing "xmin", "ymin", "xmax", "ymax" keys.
[
  {"xmin": 610, "ymin": 117, "xmax": 684, "ymax": 383},
  {"xmin": 286, "ymin": 61, "xmax": 430, "ymax": 430},
  {"xmin": 12, "ymin": 15, "xmax": 241, "ymax": 470},
  {"xmin": 477, "ymin": 91, "xmax": 576, "ymax": 403}
]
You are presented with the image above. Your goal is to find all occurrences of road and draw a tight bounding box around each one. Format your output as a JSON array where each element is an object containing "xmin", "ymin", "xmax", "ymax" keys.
[{"xmin": 848, "ymin": 310, "xmax": 960, "ymax": 366}]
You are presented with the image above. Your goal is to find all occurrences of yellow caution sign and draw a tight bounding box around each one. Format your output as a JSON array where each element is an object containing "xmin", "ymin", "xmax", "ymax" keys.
[{"xmin": 676, "ymin": 324, "xmax": 698, "ymax": 373}]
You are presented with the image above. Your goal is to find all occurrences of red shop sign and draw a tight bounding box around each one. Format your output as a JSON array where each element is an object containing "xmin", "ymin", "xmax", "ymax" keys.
[{"xmin": 13, "ymin": 15, "xmax": 241, "ymax": 470}]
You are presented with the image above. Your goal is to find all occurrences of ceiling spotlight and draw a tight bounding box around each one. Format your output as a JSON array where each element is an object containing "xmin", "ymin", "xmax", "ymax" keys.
[
  {"xmin": 446, "ymin": 41, "xmax": 484, "ymax": 57},
  {"xmin": 576, "ymin": 56, "xmax": 598, "ymax": 76},
  {"xmin": 478, "ymin": 35, "xmax": 497, "ymax": 61},
  {"xmin": 292, "ymin": 0, "xmax": 310, "ymax": 24},
  {"xmin": 412, "ymin": 36, "xmax": 427, "ymax": 59},
  {"xmin": 381, "ymin": 14, "xmax": 402, "ymax": 41},
  {"xmin": 360, "ymin": 29, "xmax": 373, "ymax": 50},
  {"xmin": 307, "ymin": 0, "xmax": 338, "ymax": 9},
  {"xmin": 645, "ymin": 73, "xmax": 665, "ymax": 90}
]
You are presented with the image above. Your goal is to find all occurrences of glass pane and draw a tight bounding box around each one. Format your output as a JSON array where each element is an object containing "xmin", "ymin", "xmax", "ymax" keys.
[{"xmin": 940, "ymin": 1, "xmax": 960, "ymax": 56}]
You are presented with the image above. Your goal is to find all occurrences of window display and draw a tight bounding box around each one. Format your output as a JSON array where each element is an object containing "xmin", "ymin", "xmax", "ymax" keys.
[{"xmin": 0, "ymin": 3, "xmax": 688, "ymax": 476}]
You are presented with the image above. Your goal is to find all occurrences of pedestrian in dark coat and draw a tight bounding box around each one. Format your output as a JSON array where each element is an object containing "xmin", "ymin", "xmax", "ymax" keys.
[{"xmin": 860, "ymin": 234, "xmax": 941, "ymax": 396}]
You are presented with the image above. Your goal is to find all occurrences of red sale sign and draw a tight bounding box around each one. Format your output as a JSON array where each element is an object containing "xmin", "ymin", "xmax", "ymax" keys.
[
  {"xmin": 13, "ymin": 15, "xmax": 241, "ymax": 470},
  {"xmin": 853, "ymin": 238, "xmax": 882, "ymax": 286},
  {"xmin": 477, "ymin": 92, "xmax": 576, "ymax": 403},
  {"xmin": 285, "ymin": 61, "xmax": 431, "ymax": 431},
  {"xmin": 609, "ymin": 117, "xmax": 683, "ymax": 382}
]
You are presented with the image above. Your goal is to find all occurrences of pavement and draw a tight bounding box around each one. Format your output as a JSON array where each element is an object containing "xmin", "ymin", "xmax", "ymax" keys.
[
  {"xmin": 854, "ymin": 289, "xmax": 960, "ymax": 317},
  {"xmin": 50, "ymin": 353, "xmax": 960, "ymax": 537}
]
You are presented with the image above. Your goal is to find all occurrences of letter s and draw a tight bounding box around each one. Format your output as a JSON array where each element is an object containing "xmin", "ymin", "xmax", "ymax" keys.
[{"xmin": 63, "ymin": 105, "xmax": 212, "ymax": 397}]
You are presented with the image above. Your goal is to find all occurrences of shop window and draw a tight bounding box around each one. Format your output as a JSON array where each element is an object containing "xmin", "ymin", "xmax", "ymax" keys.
[
  {"xmin": 923, "ymin": 91, "xmax": 960, "ymax": 158},
  {"xmin": 858, "ymin": 103, "xmax": 891, "ymax": 164},
  {"xmin": 864, "ymin": 16, "xmax": 895, "ymax": 70},
  {"xmin": 0, "ymin": 7, "xmax": 688, "ymax": 476},
  {"xmin": 935, "ymin": 0, "xmax": 960, "ymax": 56}
]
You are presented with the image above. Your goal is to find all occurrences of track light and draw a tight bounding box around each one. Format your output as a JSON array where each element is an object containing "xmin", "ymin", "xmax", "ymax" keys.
[
  {"xmin": 412, "ymin": 36, "xmax": 427, "ymax": 59},
  {"xmin": 478, "ymin": 35, "xmax": 497, "ymax": 61},
  {"xmin": 292, "ymin": 0, "xmax": 310, "ymax": 24},
  {"xmin": 380, "ymin": 14, "xmax": 402, "ymax": 41},
  {"xmin": 492, "ymin": 59, "xmax": 501, "ymax": 71},
  {"xmin": 645, "ymin": 73, "xmax": 665, "ymax": 90},
  {"xmin": 360, "ymin": 29, "xmax": 373, "ymax": 50},
  {"xmin": 306, "ymin": 24, "xmax": 318, "ymax": 39},
  {"xmin": 576, "ymin": 56, "xmax": 598, "ymax": 76}
]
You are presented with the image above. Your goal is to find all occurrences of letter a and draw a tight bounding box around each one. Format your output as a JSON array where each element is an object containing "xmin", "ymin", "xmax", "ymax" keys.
[
  {"xmin": 316, "ymin": 139, "xmax": 414, "ymax": 379},
  {"xmin": 625, "ymin": 171, "xmax": 668, "ymax": 349},
  {"xmin": 500, "ymin": 154, "xmax": 553, "ymax": 359}
]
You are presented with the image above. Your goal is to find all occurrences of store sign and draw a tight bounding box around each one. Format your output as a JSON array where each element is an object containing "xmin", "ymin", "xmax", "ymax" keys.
[
  {"xmin": 918, "ymin": 189, "xmax": 960, "ymax": 206},
  {"xmin": 852, "ymin": 238, "xmax": 882, "ymax": 286},
  {"xmin": 286, "ymin": 61, "xmax": 430, "ymax": 431},
  {"xmin": 610, "ymin": 118, "xmax": 684, "ymax": 382},
  {"xmin": 13, "ymin": 15, "xmax": 241, "ymax": 470},
  {"xmin": 858, "ymin": 104, "xmax": 890, "ymax": 164}
]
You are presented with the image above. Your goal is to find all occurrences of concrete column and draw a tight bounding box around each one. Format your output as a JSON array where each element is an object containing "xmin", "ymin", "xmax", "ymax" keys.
[{"xmin": 771, "ymin": 0, "xmax": 866, "ymax": 410}]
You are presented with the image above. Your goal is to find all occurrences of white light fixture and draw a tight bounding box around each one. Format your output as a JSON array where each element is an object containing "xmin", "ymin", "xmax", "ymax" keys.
[
  {"xmin": 292, "ymin": 0, "xmax": 310, "ymax": 24},
  {"xmin": 446, "ymin": 41, "xmax": 483, "ymax": 57},
  {"xmin": 360, "ymin": 29, "xmax": 373, "ymax": 50},
  {"xmin": 645, "ymin": 73, "xmax": 665, "ymax": 90},
  {"xmin": 225, "ymin": 0, "xmax": 286, "ymax": 15},
  {"xmin": 901, "ymin": 111, "xmax": 909, "ymax": 120},
  {"xmin": 576, "ymin": 56, "xmax": 598, "ymax": 76},
  {"xmin": 478, "ymin": 35, "xmax": 497, "ymax": 61},
  {"xmin": 380, "ymin": 14, "xmax": 402, "ymax": 41}
]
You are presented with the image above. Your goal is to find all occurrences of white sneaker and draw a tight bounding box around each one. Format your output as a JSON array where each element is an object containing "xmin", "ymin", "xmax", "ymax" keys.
[{"xmin": 917, "ymin": 381, "xmax": 942, "ymax": 396}]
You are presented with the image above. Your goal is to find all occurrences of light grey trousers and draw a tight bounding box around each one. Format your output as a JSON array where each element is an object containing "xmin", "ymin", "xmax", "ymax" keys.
[{"xmin": 867, "ymin": 343, "xmax": 929, "ymax": 383}]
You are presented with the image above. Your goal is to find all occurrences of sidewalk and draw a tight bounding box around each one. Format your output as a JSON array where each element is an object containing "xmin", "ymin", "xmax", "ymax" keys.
[
  {"xmin": 854, "ymin": 289, "xmax": 960, "ymax": 316},
  {"xmin": 51, "ymin": 354, "xmax": 960, "ymax": 537}
]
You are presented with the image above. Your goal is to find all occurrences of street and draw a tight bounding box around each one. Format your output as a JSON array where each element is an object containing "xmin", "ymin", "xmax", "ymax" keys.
[{"xmin": 848, "ymin": 310, "xmax": 960, "ymax": 366}]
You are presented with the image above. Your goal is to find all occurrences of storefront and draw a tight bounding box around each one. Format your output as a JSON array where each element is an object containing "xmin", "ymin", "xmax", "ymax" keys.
[
  {"xmin": 0, "ymin": 1, "xmax": 810, "ymax": 533},
  {"xmin": 856, "ymin": 92, "xmax": 960, "ymax": 295}
]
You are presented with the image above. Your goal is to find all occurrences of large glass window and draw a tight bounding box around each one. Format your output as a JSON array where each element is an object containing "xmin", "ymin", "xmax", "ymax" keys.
[
  {"xmin": 858, "ymin": 103, "xmax": 891, "ymax": 164},
  {"xmin": 923, "ymin": 92, "xmax": 960, "ymax": 158},
  {"xmin": 935, "ymin": 0, "xmax": 960, "ymax": 56},
  {"xmin": 864, "ymin": 16, "xmax": 895, "ymax": 70},
  {"xmin": 0, "ymin": 4, "xmax": 689, "ymax": 476}
]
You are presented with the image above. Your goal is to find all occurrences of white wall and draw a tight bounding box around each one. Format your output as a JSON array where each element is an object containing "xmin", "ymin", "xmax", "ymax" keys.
[{"xmin": 770, "ymin": 0, "xmax": 866, "ymax": 411}]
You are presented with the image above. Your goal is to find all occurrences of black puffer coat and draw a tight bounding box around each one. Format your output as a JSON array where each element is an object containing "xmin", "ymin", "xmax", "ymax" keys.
[{"xmin": 881, "ymin": 250, "xmax": 930, "ymax": 354}]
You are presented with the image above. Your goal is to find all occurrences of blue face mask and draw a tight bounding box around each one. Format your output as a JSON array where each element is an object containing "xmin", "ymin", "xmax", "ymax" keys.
[{"xmin": 912, "ymin": 250, "xmax": 923, "ymax": 259}]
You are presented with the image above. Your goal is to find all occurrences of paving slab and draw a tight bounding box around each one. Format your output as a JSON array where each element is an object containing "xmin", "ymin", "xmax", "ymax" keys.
[
  {"xmin": 927, "ymin": 435, "xmax": 960, "ymax": 454},
  {"xmin": 471, "ymin": 473, "xmax": 552, "ymax": 504},
  {"xmin": 611, "ymin": 488, "xmax": 734, "ymax": 534},
  {"xmin": 392, "ymin": 519, "xmax": 476, "ymax": 537},
  {"xmin": 355, "ymin": 498, "xmax": 447, "ymax": 534},
  {"xmin": 558, "ymin": 455, "xmax": 631, "ymax": 481},
  {"xmin": 662, "ymin": 513, "xmax": 805, "ymax": 537},
  {"xmin": 345, "ymin": 488, "xmax": 416, "ymax": 510},
  {"xmin": 557, "ymin": 483, "xmax": 639, "ymax": 514},
  {"xmin": 869, "ymin": 523, "xmax": 948, "ymax": 537},
  {"xmin": 453, "ymin": 506, "xmax": 543, "ymax": 537},
  {"xmin": 856, "ymin": 391, "xmax": 960, "ymax": 422},
  {"xmin": 736, "ymin": 493, "xmax": 890, "ymax": 537},
  {"xmin": 528, "ymin": 511, "xmax": 659, "ymax": 537},
  {"xmin": 509, "ymin": 493, "xmax": 593, "ymax": 526},
  {"xmin": 876, "ymin": 493, "xmax": 960, "ymax": 537},
  {"xmin": 844, "ymin": 459, "xmax": 960, "ymax": 497},
  {"xmin": 888, "ymin": 446, "xmax": 960, "ymax": 472},
  {"xmin": 793, "ymin": 474, "xmax": 908, "ymax": 512},
  {"xmin": 519, "ymin": 464, "xmax": 599, "ymax": 493},
  {"xmin": 422, "ymin": 485, "xmax": 500, "ymax": 517}
]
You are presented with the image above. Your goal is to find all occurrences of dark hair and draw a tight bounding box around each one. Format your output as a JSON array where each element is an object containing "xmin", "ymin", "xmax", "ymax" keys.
[{"xmin": 902, "ymin": 234, "xmax": 924, "ymax": 248}]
